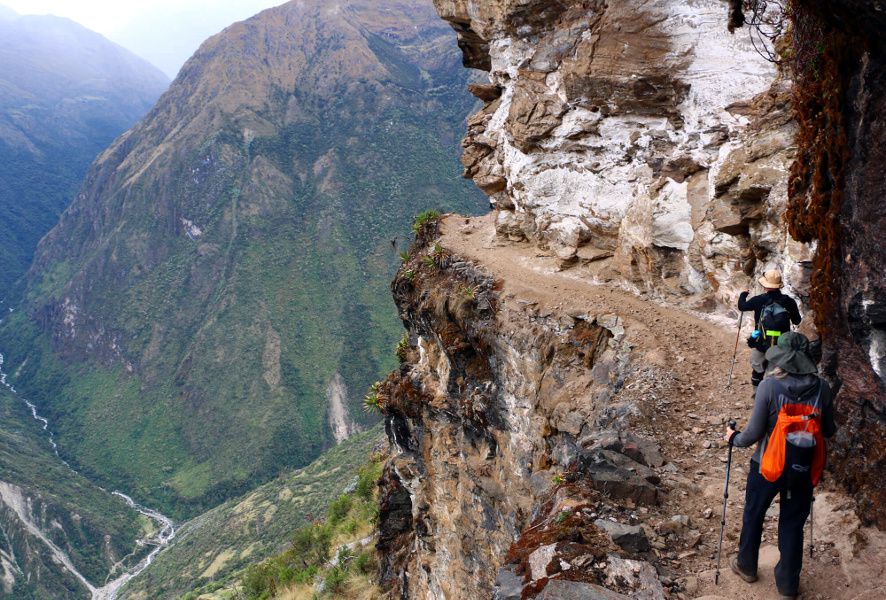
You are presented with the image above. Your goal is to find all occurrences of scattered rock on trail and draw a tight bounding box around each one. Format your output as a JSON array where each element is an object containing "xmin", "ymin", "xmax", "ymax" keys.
[
  {"xmin": 579, "ymin": 449, "xmax": 660, "ymax": 505},
  {"xmin": 536, "ymin": 580, "xmax": 632, "ymax": 599},
  {"xmin": 604, "ymin": 555, "xmax": 666, "ymax": 600},
  {"xmin": 595, "ymin": 519, "xmax": 651, "ymax": 553}
]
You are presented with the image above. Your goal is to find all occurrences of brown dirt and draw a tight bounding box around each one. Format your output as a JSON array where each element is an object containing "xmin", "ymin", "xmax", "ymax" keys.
[{"xmin": 439, "ymin": 213, "xmax": 885, "ymax": 600}]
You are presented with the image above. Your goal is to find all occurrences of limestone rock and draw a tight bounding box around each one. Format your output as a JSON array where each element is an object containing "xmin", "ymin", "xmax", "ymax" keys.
[
  {"xmin": 604, "ymin": 555, "xmax": 666, "ymax": 600},
  {"xmin": 434, "ymin": 0, "xmax": 808, "ymax": 315}
]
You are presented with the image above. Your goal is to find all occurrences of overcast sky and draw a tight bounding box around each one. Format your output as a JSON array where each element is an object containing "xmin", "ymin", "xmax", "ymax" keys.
[{"xmin": 4, "ymin": 0, "xmax": 287, "ymax": 78}]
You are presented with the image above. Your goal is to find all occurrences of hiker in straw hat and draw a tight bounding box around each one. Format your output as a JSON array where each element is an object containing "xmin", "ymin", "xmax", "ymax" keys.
[
  {"xmin": 724, "ymin": 332, "xmax": 836, "ymax": 599},
  {"xmin": 738, "ymin": 269, "xmax": 802, "ymax": 393}
]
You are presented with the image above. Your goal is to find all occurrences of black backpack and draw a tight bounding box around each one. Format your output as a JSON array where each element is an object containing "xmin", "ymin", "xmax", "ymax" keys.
[{"xmin": 758, "ymin": 299, "xmax": 792, "ymax": 348}]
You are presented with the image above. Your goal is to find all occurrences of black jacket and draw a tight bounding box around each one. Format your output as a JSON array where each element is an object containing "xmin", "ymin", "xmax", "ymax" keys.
[{"xmin": 738, "ymin": 290, "xmax": 802, "ymax": 330}]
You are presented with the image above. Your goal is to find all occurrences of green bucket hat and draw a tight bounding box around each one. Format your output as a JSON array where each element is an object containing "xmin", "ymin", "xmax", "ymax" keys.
[{"xmin": 765, "ymin": 331, "xmax": 818, "ymax": 375}]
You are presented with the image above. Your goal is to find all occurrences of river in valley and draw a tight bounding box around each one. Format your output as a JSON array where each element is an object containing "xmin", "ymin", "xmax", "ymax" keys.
[{"xmin": 0, "ymin": 347, "xmax": 176, "ymax": 599}]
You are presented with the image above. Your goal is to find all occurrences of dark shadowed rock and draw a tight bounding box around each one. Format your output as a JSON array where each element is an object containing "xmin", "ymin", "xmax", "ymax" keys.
[
  {"xmin": 594, "ymin": 519, "xmax": 650, "ymax": 553},
  {"xmin": 579, "ymin": 449, "xmax": 660, "ymax": 505},
  {"xmin": 536, "ymin": 580, "xmax": 632, "ymax": 600}
]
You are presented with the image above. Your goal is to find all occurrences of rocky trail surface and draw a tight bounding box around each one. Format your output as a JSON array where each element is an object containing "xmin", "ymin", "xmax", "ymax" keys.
[{"xmin": 440, "ymin": 214, "xmax": 885, "ymax": 600}]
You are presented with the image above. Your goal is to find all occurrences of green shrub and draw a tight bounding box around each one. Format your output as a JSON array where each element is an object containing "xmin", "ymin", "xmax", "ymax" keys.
[
  {"xmin": 291, "ymin": 524, "xmax": 332, "ymax": 566},
  {"xmin": 395, "ymin": 334, "xmax": 409, "ymax": 362},
  {"xmin": 412, "ymin": 209, "xmax": 441, "ymax": 232},
  {"xmin": 327, "ymin": 495, "xmax": 353, "ymax": 526},
  {"xmin": 363, "ymin": 382, "xmax": 383, "ymax": 414},
  {"xmin": 355, "ymin": 461, "xmax": 382, "ymax": 501},
  {"xmin": 325, "ymin": 566, "xmax": 348, "ymax": 594},
  {"xmin": 355, "ymin": 550, "xmax": 375, "ymax": 574}
]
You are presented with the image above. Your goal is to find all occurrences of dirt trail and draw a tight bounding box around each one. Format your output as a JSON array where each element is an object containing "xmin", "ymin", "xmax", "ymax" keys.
[{"xmin": 440, "ymin": 214, "xmax": 885, "ymax": 600}]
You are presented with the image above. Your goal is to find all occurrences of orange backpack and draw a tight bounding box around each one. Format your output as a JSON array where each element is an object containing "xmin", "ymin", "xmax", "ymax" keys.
[{"xmin": 760, "ymin": 383, "xmax": 825, "ymax": 486}]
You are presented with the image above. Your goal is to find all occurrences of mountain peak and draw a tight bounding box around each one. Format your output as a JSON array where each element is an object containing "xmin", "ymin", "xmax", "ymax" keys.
[{"xmin": 3, "ymin": 0, "xmax": 483, "ymax": 516}]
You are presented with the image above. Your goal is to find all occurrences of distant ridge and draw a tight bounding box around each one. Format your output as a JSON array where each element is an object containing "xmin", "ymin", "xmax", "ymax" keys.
[
  {"xmin": 0, "ymin": 11, "xmax": 169, "ymax": 296},
  {"xmin": 0, "ymin": 0, "xmax": 484, "ymax": 517}
]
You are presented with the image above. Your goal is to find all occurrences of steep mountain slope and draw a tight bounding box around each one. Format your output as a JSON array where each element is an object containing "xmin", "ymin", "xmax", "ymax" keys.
[
  {"xmin": 121, "ymin": 427, "xmax": 384, "ymax": 599},
  {"xmin": 0, "ymin": 0, "xmax": 484, "ymax": 517},
  {"xmin": 0, "ymin": 9, "xmax": 169, "ymax": 297},
  {"xmin": 0, "ymin": 384, "xmax": 146, "ymax": 599},
  {"xmin": 367, "ymin": 1, "xmax": 884, "ymax": 599}
]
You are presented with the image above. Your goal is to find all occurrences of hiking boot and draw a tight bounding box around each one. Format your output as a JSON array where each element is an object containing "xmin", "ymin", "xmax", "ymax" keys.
[{"xmin": 730, "ymin": 557, "xmax": 758, "ymax": 583}]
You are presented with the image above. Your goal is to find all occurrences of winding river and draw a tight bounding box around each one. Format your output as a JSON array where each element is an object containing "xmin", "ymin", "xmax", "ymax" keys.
[{"xmin": 0, "ymin": 347, "xmax": 175, "ymax": 600}]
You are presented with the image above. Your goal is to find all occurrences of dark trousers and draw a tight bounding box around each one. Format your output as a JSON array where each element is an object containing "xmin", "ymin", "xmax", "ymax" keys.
[{"xmin": 737, "ymin": 461, "xmax": 812, "ymax": 596}]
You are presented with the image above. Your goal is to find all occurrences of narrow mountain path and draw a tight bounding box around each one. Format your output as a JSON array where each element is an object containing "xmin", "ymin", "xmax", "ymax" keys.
[{"xmin": 440, "ymin": 214, "xmax": 885, "ymax": 600}]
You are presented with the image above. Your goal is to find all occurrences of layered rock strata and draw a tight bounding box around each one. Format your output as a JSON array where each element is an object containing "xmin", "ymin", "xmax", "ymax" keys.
[
  {"xmin": 435, "ymin": 0, "xmax": 806, "ymax": 308},
  {"xmin": 376, "ymin": 218, "xmax": 735, "ymax": 599}
]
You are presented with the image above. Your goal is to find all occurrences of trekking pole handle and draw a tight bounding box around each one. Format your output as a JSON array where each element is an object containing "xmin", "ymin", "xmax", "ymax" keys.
[{"xmin": 728, "ymin": 419, "xmax": 737, "ymax": 429}]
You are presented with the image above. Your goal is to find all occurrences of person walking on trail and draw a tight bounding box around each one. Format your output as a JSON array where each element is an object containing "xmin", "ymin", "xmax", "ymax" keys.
[
  {"xmin": 723, "ymin": 332, "xmax": 837, "ymax": 599},
  {"xmin": 738, "ymin": 269, "xmax": 802, "ymax": 391}
]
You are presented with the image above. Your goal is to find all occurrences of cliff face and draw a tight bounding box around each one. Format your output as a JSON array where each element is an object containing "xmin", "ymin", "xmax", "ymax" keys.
[
  {"xmin": 378, "ymin": 220, "xmax": 649, "ymax": 599},
  {"xmin": 784, "ymin": 0, "xmax": 886, "ymax": 527},
  {"xmin": 375, "ymin": 1, "xmax": 886, "ymax": 598},
  {"xmin": 433, "ymin": 0, "xmax": 808, "ymax": 309}
]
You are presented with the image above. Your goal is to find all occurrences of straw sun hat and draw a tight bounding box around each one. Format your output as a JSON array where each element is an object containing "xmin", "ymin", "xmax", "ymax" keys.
[{"xmin": 758, "ymin": 269, "xmax": 784, "ymax": 289}]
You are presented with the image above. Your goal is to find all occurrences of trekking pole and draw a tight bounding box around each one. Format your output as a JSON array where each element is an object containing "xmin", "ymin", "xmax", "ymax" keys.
[
  {"xmin": 726, "ymin": 312, "xmax": 745, "ymax": 389},
  {"xmin": 715, "ymin": 419, "xmax": 737, "ymax": 585},
  {"xmin": 809, "ymin": 495, "xmax": 814, "ymax": 558}
]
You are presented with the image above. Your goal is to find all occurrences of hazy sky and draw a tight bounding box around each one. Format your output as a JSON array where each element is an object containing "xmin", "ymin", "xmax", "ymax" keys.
[{"xmin": 4, "ymin": 0, "xmax": 287, "ymax": 78}]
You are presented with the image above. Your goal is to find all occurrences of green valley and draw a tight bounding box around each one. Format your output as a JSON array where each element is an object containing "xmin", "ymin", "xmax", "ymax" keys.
[
  {"xmin": 0, "ymin": 0, "xmax": 484, "ymax": 518},
  {"xmin": 120, "ymin": 426, "xmax": 385, "ymax": 599},
  {"xmin": 0, "ymin": 384, "xmax": 147, "ymax": 599}
]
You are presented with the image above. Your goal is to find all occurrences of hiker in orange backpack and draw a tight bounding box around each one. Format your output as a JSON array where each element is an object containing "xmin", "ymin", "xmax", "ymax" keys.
[
  {"xmin": 724, "ymin": 332, "xmax": 836, "ymax": 599},
  {"xmin": 738, "ymin": 269, "xmax": 802, "ymax": 393}
]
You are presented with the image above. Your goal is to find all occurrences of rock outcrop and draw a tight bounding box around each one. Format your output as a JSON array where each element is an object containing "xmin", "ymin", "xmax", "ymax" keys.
[
  {"xmin": 431, "ymin": 0, "xmax": 884, "ymax": 526},
  {"xmin": 433, "ymin": 0, "xmax": 806, "ymax": 310},
  {"xmin": 377, "ymin": 220, "xmax": 669, "ymax": 599},
  {"xmin": 784, "ymin": 0, "xmax": 886, "ymax": 527},
  {"xmin": 375, "ymin": 0, "xmax": 886, "ymax": 598}
]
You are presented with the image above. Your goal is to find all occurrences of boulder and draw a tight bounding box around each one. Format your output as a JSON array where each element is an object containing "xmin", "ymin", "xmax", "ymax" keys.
[
  {"xmin": 594, "ymin": 519, "xmax": 650, "ymax": 553},
  {"xmin": 535, "ymin": 580, "xmax": 632, "ymax": 599},
  {"xmin": 579, "ymin": 449, "xmax": 660, "ymax": 505},
  {"xmin": 604, "ymin": 555, "xmax": 666, "ymax": 600},
  {"xmin": 621, "ymin": 433, "xmax": 666, "ymax": 468},
  {"xmin": 528, "ymin": 543, "xmax": 558, "ymax": 581},
  {"xmin": 493, "ymin": 566, "xmax": 524, "ymax": 600}
]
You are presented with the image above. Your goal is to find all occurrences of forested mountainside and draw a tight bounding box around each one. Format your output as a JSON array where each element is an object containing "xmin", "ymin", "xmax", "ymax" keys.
[
  {"xmin": 0, "ymin": 0, "xmax": 484, "ymax": 518},
  {"xmin": 0, "ymin": 385, "xmax": 146, "ymax": 599},
  {"xmin": 0, "ymin": 7, "xmax": 169, "ymax": 297}
]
